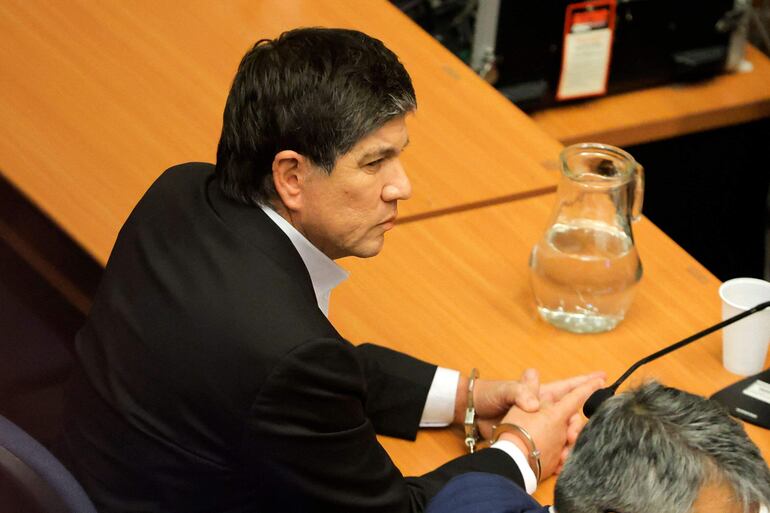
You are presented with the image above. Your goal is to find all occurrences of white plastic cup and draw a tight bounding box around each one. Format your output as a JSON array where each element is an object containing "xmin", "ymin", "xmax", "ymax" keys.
[{"xmin": 719, "ymin": 278, "xmax": 770, "ymax": 376}]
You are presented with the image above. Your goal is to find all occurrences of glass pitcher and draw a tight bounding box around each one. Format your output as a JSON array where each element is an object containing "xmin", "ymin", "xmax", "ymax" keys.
[{"xmin": 529, "ymin": 143, "xmax": 644, "ymax": 333}]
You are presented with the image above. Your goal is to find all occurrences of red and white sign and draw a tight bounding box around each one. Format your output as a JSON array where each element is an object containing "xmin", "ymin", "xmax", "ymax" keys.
[{"xmin": 556, "ymin": 0, "xmax": 617, "ymax": 101}]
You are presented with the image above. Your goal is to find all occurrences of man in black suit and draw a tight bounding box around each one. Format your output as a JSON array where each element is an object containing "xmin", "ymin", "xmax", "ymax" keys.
[{"xmin": 58, "ymin": 28, "xmax": 602, "ymax": 512}]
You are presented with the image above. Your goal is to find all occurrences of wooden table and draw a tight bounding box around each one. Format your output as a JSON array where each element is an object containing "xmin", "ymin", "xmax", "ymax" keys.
[
  {"xmin": 0, "ymin": 0, "xmax": 562, "ymax": 265},
  {"xmin": 1, "ymin": 0, "xmax": 767, "ymax": 507},
  {"xmin": 331, "ymin": 193, "xmax": 770, "ymax": 504},
  {"xmin": 531, "ymin": 45, "xmax": 770, "ymax": 147}
]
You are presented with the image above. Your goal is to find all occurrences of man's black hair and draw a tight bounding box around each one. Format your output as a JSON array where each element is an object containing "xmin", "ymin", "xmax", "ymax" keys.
[{"xmin": 215, "ymin": 27, "xmax": 417, "ymax": 206}]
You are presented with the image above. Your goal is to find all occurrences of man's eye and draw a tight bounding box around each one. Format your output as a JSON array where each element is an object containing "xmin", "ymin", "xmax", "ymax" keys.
[{"xmin": 365, "ymin": 158, "xmax": 384, "ymax": 169}]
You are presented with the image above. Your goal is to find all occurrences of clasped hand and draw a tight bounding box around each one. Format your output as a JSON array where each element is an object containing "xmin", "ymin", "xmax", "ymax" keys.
[{"xmin": 455, "ymin": 369, "xmax": 605, "ymax": 480}]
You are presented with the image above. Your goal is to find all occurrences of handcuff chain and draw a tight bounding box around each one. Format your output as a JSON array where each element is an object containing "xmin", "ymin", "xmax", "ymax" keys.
[{"xmin": 463, "ymin": 368, "xmax": 480, "ymax": 453}]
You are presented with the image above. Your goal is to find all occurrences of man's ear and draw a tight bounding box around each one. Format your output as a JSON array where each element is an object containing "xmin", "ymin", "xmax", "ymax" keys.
[{"xmin": 272, "ymin": 150, "xmax": 311, "ymax": 212}]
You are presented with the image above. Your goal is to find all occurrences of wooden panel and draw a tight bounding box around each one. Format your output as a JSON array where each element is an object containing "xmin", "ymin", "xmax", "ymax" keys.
[
  {"xmin": 330, "ymin": 194, "xmax": 769, "ymax": 505},
  {"xmin": 0, "ymin": 175, "xmax": 101, "ymax": 315},
  {"xmin": 531, "ymin": 45, "xmax": 770, "ymax": 147},
  {"xmin": 0, "ymin": 0, "xmax": 562, "ymax": 265}
]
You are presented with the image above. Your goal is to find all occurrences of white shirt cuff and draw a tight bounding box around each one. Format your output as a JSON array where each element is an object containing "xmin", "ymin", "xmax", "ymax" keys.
[
  {"xmin": 419, "ymin": 367, "xmax": 460, "ymax": 427},
  {"xmin": 490, "ymin": 439, "xmax": 538, "ymax": 494}
]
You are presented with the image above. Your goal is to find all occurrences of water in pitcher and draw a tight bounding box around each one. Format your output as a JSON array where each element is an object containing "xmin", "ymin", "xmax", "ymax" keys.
[{"xmin": 530, "ymin": 219, "xmax": 642, "ymax": 333}]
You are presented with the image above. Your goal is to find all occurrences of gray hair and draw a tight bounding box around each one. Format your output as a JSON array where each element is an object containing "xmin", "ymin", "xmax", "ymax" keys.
[{"xmin": 554, "ymin": 381, "xmax": 770, "ymax": 513}]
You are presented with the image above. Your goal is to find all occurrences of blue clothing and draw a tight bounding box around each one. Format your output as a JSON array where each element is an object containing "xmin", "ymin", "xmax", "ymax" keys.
[{"xmin": 426, "ymin": 472, "xmax": 550, "ymax": 513}]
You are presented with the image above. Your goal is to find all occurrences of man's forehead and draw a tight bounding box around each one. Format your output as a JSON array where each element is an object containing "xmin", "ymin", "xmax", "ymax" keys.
[
  {"xmin": 691, "ymin": 481, "xmax": 744, "ymax": 513},
  {"xmin": 355, "ymin": 137, "xmax": 410, "ymax": 158},
  {"xmin": 331, "ymin": 116, "xmax": 409, "ymax": 167}
]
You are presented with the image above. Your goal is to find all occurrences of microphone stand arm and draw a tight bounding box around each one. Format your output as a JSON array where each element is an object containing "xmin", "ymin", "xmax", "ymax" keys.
[{"xmin": 608, "ymin": 300, "xmax": 770, "ymax": 393}]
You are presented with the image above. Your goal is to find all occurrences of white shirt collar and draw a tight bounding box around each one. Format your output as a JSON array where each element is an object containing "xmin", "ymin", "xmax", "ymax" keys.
[{"xmin": 260, "ymin": 204, "xmax": 348, "ymax": 317}]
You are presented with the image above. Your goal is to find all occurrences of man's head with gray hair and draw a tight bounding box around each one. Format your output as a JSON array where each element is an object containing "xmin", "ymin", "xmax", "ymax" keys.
[{"xmin": 554, "ymin": 381, "xmax": 770, "ymax": 513}]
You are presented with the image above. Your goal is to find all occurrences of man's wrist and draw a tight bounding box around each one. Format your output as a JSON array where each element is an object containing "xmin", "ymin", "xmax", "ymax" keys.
[
  {"xmin": 453, "ymin": 374, "xmax": 469, "ymax": 424},
  {"xmin": 490, "ymin": 439, "xmax": 538, "ymax": 494},
  {"xmin": 496, "ymin": 432, "xmax": 531, "ymax": 460},
  {"xmin": 492, "ymin": 425, "xmax": 542, "ymax": 485}
]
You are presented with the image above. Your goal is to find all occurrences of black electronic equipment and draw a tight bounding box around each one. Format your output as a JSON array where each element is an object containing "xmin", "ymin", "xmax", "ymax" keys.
[
  {"xmin": 712, "ymin": 368, "xmax": 770, "ymax": 429},
  {"xmin": 476, "ymin": 0, "xmax": 749, "ymax": 111}
]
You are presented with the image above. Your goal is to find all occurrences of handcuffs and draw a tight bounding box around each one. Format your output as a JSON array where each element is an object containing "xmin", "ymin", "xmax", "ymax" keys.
[
  {"xmin": 463, "ymin": 368, "xmax": 480, "ymax": 453},
  {"xmin": 462, "ymin": 368, "xmax": 542, "ymax": 483}
]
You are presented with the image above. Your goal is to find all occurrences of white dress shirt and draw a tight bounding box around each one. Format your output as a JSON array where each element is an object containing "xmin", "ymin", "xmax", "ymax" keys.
[
  {"xmin": 260, "ymin": 204, "xmax": 536, "ymax": 493},
  {"xmin": 260, "ymin": 205, "xmax": 348, "ymax": 315}
]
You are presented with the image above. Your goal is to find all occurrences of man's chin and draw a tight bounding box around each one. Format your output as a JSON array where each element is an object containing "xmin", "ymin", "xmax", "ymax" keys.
[{"xmin": 350, "ymin": 237, "xmax": 385, "ymax": 259}]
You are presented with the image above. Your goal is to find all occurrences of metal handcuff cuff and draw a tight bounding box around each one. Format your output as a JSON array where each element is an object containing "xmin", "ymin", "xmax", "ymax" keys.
[
  {"xmin": 463, "ymin": 368, "xmax": 542, "ymax": 483},
  {"xmin": 463, "ymin": 368, "xmax": 480, "ymax": 453}
]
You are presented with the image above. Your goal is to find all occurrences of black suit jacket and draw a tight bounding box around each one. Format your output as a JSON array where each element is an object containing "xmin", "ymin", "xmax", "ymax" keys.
[{"xmin": 58, "ymin": 163, "xmax": 523, "ymax": 513}]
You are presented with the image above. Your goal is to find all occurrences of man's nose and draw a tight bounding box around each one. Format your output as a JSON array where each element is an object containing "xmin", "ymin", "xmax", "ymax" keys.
[{"xmin": 382, "ymin": 159, "xmax": 412, "ymax": 202}]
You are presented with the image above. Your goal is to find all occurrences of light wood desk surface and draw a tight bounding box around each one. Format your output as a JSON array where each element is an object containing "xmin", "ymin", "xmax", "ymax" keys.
[
  {"xmin": 331, "ymin": 193, "xmax": 770, "ymax": 504},
  {"xmin": 531, "ymin": 45, "xmax": 770, "ymax": 147},
  {"xmin": 0, "ymin": 0, "xmax": 561, "ymax": 265}
]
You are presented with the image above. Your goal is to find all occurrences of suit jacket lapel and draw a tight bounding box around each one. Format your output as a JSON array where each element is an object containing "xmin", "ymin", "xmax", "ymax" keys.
[{"xmin": 204, "ymin": 174, "xmax": 317, "ymax": 308}]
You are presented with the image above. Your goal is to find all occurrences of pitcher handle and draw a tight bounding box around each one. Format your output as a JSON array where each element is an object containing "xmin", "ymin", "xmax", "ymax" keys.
[{"xmin": 631, "ymin": 163, "xmax": 644, "ymax": 222}]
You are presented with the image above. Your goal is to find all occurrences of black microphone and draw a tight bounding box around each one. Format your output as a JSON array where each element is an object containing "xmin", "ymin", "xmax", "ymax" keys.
[{"xmin": 583, "ymin": 300, "xmax": 770, "ymax": 418}]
